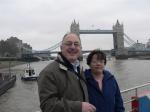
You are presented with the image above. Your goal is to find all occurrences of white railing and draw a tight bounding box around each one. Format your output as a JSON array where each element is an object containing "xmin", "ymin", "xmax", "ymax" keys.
[{"xmin": 121, "ymin": 82, "xmax": 150, "ymax": 112}]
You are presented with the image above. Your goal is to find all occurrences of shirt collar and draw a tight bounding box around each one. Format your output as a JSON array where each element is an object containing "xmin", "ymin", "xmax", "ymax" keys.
[
  {"xmin": 71, "ymin": 60, "xmax": 80, "ymax": 72},
  {"xmin": 71, "ymin": 60, "xmax": 80, "ymax": 67}
]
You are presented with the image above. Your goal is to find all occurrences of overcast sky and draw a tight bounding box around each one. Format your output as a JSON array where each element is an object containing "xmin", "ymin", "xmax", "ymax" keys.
[{"xmin": 0, "ymin": 0, "xmax": 150, "ymax": 51}]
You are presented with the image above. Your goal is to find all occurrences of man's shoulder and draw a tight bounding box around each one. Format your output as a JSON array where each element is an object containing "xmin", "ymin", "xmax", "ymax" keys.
[
  {"xmin": 45, "ymin": 60, "xmax": 58, "ymax": 71},
  {"xmin": 40, "ymin": 61, "xmax": 58, "ymax": 74}
]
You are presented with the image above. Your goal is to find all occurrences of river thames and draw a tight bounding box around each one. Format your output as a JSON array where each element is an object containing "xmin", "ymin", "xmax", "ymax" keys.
[{"xmin": 0, "ymin": 58, "xmax": 150, "ymax": 112}]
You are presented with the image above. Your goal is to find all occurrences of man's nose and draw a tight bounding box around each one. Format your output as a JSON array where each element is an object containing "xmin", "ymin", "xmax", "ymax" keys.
[{"xmin": 70, "ymin": 43, "xmax": 76, "ymax": 48}]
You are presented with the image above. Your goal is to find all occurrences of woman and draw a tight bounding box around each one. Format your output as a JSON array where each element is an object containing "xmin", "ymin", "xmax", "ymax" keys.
[{"xmin": 84, "ymin": 49, "xmax": 125, "ymax": 112}]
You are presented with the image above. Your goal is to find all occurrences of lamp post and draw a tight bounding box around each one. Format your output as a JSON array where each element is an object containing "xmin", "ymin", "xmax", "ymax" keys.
[{"xmin": 8, "ymin": 61, "xmax": 11, "ymax": 77}]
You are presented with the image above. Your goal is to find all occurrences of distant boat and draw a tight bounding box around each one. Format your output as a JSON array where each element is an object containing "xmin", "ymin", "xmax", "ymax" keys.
[
  {"xmin": 21, "ymin": 63, "xmax": 38, "ymax": 81},
  {"xmin": 0, "ymin": 73, "xmax": 16, "ymax": 96}
]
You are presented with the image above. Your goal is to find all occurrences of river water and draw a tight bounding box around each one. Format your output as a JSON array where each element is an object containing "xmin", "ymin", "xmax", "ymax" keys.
[{"xmin": 0, "ymin": 58, "xmax": 150, "ymax": 112}]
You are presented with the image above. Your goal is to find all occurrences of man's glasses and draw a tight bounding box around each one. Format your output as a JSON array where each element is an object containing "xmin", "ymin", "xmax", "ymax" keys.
[{"xmin": 63, "ymin": 41, "xmax": 81, "ymax": 47}]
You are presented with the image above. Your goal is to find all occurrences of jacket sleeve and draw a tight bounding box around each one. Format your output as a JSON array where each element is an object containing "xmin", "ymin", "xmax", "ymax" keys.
[
  {"xmin": 38, "ymin": 70, "xmax": 82, "ymax": 112},
  {"xmin": 114, "ymin": 79, "xmax": 125, "ymax": 112}
]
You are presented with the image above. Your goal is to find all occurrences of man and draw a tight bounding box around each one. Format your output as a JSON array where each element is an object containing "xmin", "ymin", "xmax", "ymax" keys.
[{"xmin": 38, "ymin": 33, "xmax": 96, "ymax": 112}]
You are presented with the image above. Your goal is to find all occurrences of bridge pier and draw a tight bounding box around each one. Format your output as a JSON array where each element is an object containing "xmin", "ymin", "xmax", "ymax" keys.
[{"xmin": 115, "ymin": 48, "xmax": 128, "ymax": 59}]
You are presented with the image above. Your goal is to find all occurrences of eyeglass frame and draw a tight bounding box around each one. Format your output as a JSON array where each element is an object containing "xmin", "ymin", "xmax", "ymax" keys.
[{"xmin": 62, "ymin": 41, "xmax": 81, "ymax": 47}]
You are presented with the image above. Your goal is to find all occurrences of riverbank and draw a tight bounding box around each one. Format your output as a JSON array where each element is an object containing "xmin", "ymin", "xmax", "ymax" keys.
[{"xmin": 0, "ymin": 61, "xmax": 26, "ymax": 69}]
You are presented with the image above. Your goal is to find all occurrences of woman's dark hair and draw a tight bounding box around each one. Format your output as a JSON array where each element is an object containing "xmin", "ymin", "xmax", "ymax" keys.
[{"xmin": 87, "ymin": 49, "xmax": 107, "ymax": 65}]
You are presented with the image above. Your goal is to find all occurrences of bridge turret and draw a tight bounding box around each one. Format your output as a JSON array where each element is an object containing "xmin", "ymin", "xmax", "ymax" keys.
[
  {"xmin": 70, "ymin": 20, "xmax": 80, "ymax": 36},
  {"xmin": 113, "ymin": 20, "xmax": 124, "ymax": 49},
  {"xmin": 113, "ymin": 20, "xmax": 128, "ymax": 59},
  {"xmin": 70, "ymin": 20, "xmax": 83, "ymax": 60}
]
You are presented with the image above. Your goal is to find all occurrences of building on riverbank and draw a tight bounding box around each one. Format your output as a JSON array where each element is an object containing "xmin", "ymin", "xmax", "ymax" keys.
[{"xmin": 0, "ymin": 37, "xmax": 32, "ymax": 58}]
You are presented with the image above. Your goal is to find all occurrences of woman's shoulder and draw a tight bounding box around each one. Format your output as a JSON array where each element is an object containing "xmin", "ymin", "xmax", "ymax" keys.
[
  {"xmin": 84, "ymin": 69, "xmax": 92, "ymax": 78},
  {"xmin": 103, "ymin": 70, "xmax": 116, "ymax": 80}
]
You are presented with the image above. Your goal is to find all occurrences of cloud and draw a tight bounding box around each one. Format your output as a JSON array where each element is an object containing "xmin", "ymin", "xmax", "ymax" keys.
[{"xmin": 0, "ymin": 0, "xmax": 150, "ymax": 50}]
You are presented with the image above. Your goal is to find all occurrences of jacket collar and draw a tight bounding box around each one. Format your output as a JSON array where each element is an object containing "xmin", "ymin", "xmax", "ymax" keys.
[
  {"xmin": 56, "ymin": 53, "xmax": 85, "ymax": 82},
  {"xmin": 56, "ymin": 53, "xmax": 84, "ymax": 76},
  {"xmin": 56, "ymin": 52, "xmax": 77, "ymax": 71},
  {"xmin": 85, "ymin": 69, "xmax": 113, "ymax": 81}
]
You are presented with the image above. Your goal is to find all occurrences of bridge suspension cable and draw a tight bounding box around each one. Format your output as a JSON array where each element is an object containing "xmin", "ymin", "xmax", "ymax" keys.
[
  {"xmin": 32, "ymin": 41, "xmax": 62, "ymax": 53},
  {"xmin": 124, "ymin": 38, "xmax": 133, "ymax": 46},
  {"xmin": 22, "ymin": 41, "xmax": 62, "ymax": 54},
  {"xmin": 44, "ymin": 41, "xmax": 62, "ymax": 51},
  {"xmin": 124, "ymin": 33, "xmax": 136, "ymax": 47}
]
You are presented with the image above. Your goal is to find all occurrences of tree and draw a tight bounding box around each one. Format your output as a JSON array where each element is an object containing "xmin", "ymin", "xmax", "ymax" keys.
[
  {"xmin": 0, "ymin": 40, "xmax": 10, "ymax": 56},
  {"xmin": 0, "ymin": 36, "xmax": 32, "ymax": 57}
]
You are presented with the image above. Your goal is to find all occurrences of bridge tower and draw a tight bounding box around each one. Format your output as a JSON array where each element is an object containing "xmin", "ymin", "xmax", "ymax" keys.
[
  {"xmin": 113, "ymin": 20, "xmax": 128, "ymax": 59},
  {"xmin": 70, "ymin": 20, "xmax": 83, "ymax": 60},
  {"xmin": 70, "ymin": 20, "xmax": 80, "ymax": 36},
  {"xmin": 113, "ymin": 20, "xmax": 124, "ymax": 49}
]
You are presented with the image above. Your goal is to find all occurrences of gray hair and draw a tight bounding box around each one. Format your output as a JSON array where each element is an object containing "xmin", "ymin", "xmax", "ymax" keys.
[{"xmin": 62, "ymin": 32, "xmax": 80, "ymax": 42}]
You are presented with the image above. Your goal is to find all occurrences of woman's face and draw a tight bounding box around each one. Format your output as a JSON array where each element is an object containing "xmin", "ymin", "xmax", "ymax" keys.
[{"xmin": 89, "ymin": 54, "xmax": 105, "ymax": 75}]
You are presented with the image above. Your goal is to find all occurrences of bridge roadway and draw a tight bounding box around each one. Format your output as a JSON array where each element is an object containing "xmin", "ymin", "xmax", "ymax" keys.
[
  {"xmin": 31, "ymin": 50, "xmax": 111, "ymax": 55},
  {"xmin": 79, "ymin": 29, "xmax": 116, "ymax": 34}
]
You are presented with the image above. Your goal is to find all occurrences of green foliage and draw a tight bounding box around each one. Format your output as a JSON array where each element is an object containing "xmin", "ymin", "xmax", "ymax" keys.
[{"xmin": 0, "ymin": 37, "xmax": 20, "ymax": 57}]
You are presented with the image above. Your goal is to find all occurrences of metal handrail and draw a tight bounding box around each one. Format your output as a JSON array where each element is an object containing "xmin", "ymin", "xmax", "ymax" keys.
[
  {"xmin": 121, "ymin": 82, "xmax": 150, "ymax": 93},
  {"xmin": 121, "ymin": 82, "xmax": 150, "ymax": 112}
]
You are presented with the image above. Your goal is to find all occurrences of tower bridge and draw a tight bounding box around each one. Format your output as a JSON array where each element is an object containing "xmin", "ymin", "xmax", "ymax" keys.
[
  {"xmin": 71, "ymin": 20, "xmax": 127, "ymax": 59},
  {"xmin": 21, "ymin": 20, "xmax": 150, "ymax": 60}
]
